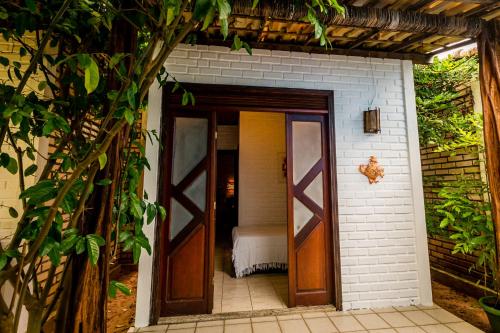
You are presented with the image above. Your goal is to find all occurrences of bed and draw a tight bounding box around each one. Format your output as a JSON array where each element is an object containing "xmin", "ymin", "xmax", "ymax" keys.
[{"xmin": 231, "ymin": 224, "xmax": 288, "ymax": 278}]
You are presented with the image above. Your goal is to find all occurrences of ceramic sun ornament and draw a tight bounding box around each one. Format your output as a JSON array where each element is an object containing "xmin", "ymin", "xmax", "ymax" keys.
[{"xmin": 359, "ymin": 156, "xmax": 384, "ymax": 184}]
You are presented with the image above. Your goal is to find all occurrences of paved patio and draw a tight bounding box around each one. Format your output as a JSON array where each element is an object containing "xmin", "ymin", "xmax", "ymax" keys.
[{"xmin": 132, "ymin": 304, "xmax": 485, "ymax": 333}]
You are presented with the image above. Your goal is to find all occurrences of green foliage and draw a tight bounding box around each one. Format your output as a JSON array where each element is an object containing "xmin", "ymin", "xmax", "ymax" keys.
[
  {"xmin": 108, "ymin": 280, "xmax": 131, "ymax": 298},
  {"xmin": 0, "ymin": 0, "xmax": 344, "ymax": 331},
  {"xmin": 414, "ymin": 55, "xmax": 481, "ymax": 150},
  {"xmin": 304, "ymin": 0, "xmax": 345, "ymax": 47},
  {"xmin": 433, "ymin": 178, "xmax": 496, "ymax": 286}
]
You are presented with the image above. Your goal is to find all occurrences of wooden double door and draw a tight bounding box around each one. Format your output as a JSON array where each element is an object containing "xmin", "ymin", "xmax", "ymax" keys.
[{"xmin": 156, "ymin": 85, "xmax": 340, "ymax": 318}]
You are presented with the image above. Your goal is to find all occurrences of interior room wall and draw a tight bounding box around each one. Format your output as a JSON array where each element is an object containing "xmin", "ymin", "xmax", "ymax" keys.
[{"xmin": 238, "ymin": 111, "xmax": 287, "ymax": 226}]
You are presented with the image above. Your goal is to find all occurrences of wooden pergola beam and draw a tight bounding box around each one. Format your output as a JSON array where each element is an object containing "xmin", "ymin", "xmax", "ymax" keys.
[
  {"xmin": 230, "ymin": 0, "xmax": 482, "ymax": 38},
  {"xmin": 348, "ymin": 29, "xmax": 380, "ymax": 49},
  {"xmin": 194, "ymin": 34, "xmax": 431, "ymax": 64},
  {"xmin": 390, "ymin": 32, "xmax": 433, "ymax": 52},
  {"xmin": 406, "ymin": 0, "xmax": 434, "ymax": 11},
  {"xmin": 463, "ymin": 3, "xmax": 500, "ymax": 18},
  {"xmin": 426, "ymin": 38, "xmax": 476, "ymax": 56}
]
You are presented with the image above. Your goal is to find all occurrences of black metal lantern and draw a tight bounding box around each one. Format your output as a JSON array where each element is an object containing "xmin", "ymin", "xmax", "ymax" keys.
[{"xmin": 363, "ymin": 107, "xmax": 381, "ymax": 134}]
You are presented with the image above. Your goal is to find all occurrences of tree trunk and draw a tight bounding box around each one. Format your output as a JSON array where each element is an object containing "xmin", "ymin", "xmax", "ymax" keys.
[
  {"xmin": 26, "ymin": 305, "xmax": 43, "ymax": 333},
  {"xmin": 478, "ymin": 20, "xmax": 500, "ymax": 275},
  {"xmin": 53, "ymin": 14, "xmax": 137, "ymax": 332}
]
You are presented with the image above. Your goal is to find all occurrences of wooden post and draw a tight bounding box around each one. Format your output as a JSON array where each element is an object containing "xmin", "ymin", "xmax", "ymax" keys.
[{"xmin": 478, "ymin": 20, "xmax": 500, "ymax": 272}]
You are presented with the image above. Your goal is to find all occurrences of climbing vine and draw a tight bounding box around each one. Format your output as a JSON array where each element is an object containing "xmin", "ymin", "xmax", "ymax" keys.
[
  {"xmin": 414, "ymin": 55, "xmax": 481, "ymax": 151},
  {"xmin": 0, "ymin": 1, "xmax": 344, "ymax": 333},
  {"xmin": 416, "ymin": 55, "xmax": 496, "ymax": 287}
]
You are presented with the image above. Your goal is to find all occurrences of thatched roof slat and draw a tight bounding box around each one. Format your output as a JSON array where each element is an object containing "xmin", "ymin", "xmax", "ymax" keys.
[
  {"xmin": 406, "ymin": 0, "xmax": 435, "ymax": 11},
  {"xmin": 193, "ymin": 0, "xmax": 498, "ymax": 63},
  {"xmin": 230, "ymin": 1, "xmax": 481, "ymax": 37}
]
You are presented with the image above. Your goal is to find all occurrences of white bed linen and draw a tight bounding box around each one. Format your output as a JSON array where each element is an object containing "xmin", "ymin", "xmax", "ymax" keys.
[{"xmin": 232, "ymin": 224, "xmax": 288, "ymax": 278}]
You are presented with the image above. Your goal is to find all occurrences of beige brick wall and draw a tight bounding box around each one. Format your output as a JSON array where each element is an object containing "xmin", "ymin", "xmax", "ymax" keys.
[{"xmin": 0, "ymin": 35, "xmax": 44, "ymax": 242}]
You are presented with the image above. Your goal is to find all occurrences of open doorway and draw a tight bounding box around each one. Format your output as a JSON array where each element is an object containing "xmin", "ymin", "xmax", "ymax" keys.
[
  {"xmin": 213, "ymin": 111, "xmax": 289, "ymax": 314},
  {"xmin": 156, "ymin": 84, "xmax": 339, "ymax": 318}
]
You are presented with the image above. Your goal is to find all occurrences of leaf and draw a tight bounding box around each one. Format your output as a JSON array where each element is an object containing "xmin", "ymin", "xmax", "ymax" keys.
[
  {"xmin": 108, "ymin": 53, "xmax": 127, "ymax": 68},
  {"xmin": 6, "ymin": 157, "xmax": 17, "ymax": 174},
  {"xmin": 0, "ymin": 254, "xmax": 6, "ymax": 270},
  {"xmin": 24, "ymin": 164, "xmax": 38, "ymax": 177},
  {"xmin": 146, "ymin": 203, "xmax": 157, "ymax": 224},
  {"xmin": 60, "ymin": 234, "xmax": 78, "ymax": 253},
  {"xmin": 156, "ymin": 203, "xmax": 167, "ymax": 221},
  {"xmin": 109, "ymin": 280, "xmax": 131, "ymax": 298},
  {"xmin": 127, "ymin": 82, "xmax": 137, "ymax": 108},
  {"xmin": 0, "ymin": 56, "xmax": 8, "ymax": 66},
  {"xmin": 243, "ymin": 42, "xmax": 252, "ymax": 56},
  {"xmin": 47, "ymin": 246, "xmax": 61, "ymax": 266},
  {"xmin": 193, "ymin": 0, "xmax": 212, "ymax": 21},
  {"xmin": 98, "ymin": 153, "xmax": 107, "ymax": 170},
  {"xmin": 252, "ymin": 0, "xmax": 259, "ymax": 9},
  {"xmin": 86, "ymin": 234, "xmax": 104, "ymax": 265},
  {"xmin": 172, "ymin": 81, "xmax": 181, "ymax": 93},
  {"xmin": 87, "ymin": 233, "xmax": 105, "ymax": 246},
  {"xmin": 113, "ymin": 280, "xmax": 131, "ymax": 297},
  {"xmin": 124, "ymin": 108, "xmax": 134, "ymax": 125},
  {"xmin": 75, "ymin": 237, "xmax": 86, "ymax": 254},
  {"xmin": 232, "ymin": 35, "xmax": 242, "ymax": 50},
  {"xmin": 219, "ymin": 18, "xmax": 229, "ymax": 39},
  {"xmin": 77, "ymin": 53, "xmax": 91, "ymax": 68},
  {"xmin": 129, "ymin": 193, "xmax": 143, "ymax": 219},
  {"xmin": 42, "ymin": 119, "xmax": 55, "ymax": 136},
  {"xmin": 0, "ymin": 153, "xmax": 9, "ymax": 167},
  {"xmin": 4, "ymin": 249, "xmax": 20, "ymax": 258},
  {"xmin": 132, "ymin": 242, "xmax": 141, "ymax": 264},
  {"xmin": 136, "ymin": 235, "xmax": 151, "ymax": 255},
  {"xmin": 182, "ymin": 91, "xmax": 189, "ymax": 106},
  {"xmin": 8, "ymin": 207, "xmax": 18, "ymax": 218},
  {"xmin": 64, "ymin": 228, "xmax": 79, "ymax": 237},
  {"xmin": 217, "ymin": 0, "xmax": 231, "ymax": 19},
  {"xmin": 25, "ymin": 0, "xmax": 36, "ymax": 13},
  {"xmin": 84, "ymin": 57, "xmax": 100, "ymax": 94},
  {"xmin": 201, "ymin": 6, "xmax": 216, "ymax": 31},
  {"xmin": 108, "ymin": 281, "xmax": 117, "ymax": 298},
  {"xmin": 13, "ymin": 67, "xmax": 22, "ymax": 80},
  {"xmin": 118, "ymin": 231, "xmax": 131, "ymax": 242},
  {"xmin": 96, "ymin": 179, "xmax": 113, "ymax": 186},
  {"xmin": 217, "ymin": 0, "xmax": 231, "ymax": 39}
]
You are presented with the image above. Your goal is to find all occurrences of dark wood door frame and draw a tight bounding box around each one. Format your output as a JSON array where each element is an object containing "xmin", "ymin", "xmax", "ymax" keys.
[{"xmin": 151, "ymin": 83, "xmax": 342, "ymax": 324}]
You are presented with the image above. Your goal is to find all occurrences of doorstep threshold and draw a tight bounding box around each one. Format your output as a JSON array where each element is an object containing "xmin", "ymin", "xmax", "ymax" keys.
[{"xmin": 157, "ymin": 304, "xmax": 337, "ymax": 325}]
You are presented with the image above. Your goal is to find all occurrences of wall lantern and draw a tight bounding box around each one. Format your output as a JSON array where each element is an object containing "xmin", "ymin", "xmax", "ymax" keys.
[{"xmin": 363, "ymin": 107, "xmax": 381, "ymax": 134}]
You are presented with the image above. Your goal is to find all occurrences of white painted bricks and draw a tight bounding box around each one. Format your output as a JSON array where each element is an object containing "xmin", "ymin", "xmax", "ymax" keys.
[{"xmin": 135, "ymin": 44, "xmax": 430, "ymax": 322}]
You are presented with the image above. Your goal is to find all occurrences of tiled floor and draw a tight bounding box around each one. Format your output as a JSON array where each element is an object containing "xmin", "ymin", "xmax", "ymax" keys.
[
  {"xmin": 134, "ymin": 304, "xmax": 485, "ymax": 333},
  {"xmin": 212, "ymin": 245, "xmax": 288, "ymax": 313}
]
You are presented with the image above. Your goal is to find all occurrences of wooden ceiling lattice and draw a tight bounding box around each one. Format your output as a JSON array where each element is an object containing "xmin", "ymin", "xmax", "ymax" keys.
[{"xmin": 187, "ymin": 0, "xmax": 500, "ymax": 63}]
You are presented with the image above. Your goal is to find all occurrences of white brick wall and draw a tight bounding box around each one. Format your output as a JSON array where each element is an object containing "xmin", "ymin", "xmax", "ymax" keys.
[{"xmin": 136, "ymin": 44, "xmax": 430, "ymax": 321}]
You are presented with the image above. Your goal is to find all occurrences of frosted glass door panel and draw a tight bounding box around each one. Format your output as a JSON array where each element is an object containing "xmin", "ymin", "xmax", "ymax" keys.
[
  {"xmin": 184, "ymin": 171, "xmax": 207, "ymax": 211},
  {"xmin": 304, "ymin": 172, "xmax": 323, "ymax": 209},
  {"xmin": 172, "ymin": 117, "xmax": 208, "ymax": 186},
  {"xmin": 292, "ymin": 122, "xmax": 321, "ymax": 184},
  {"xmin": 170, "ymin": 198, "xmax": 194, "ymax": 240},
  {"xmin": 169, "ymin": 117, "xmax": 209, "ymax": 240},
  {"xmin": 293, "ymin": 198, "xmax": 313, "ymax": 235},
  {"xmin": 292, "ymin": 121, "xmax": 324, "ymax": 236}
]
